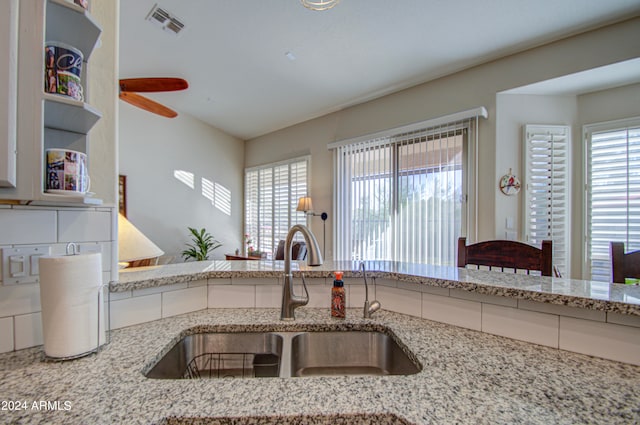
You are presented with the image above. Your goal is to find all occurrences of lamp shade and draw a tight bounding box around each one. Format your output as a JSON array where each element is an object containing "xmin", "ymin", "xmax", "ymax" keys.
[
  {"xmin": 296, "ymin": 197, "xmax": 314, "ymax": 212},
  {"xmin": 118, "ymin": 214, "xmax": 164, "ymax": 262}
]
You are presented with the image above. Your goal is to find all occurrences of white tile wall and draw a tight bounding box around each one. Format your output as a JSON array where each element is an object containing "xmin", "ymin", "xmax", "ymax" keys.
[
  {"xmin": 607, "ymin": 312, "xmax": 640, "ymax": 328},
  {"xmin": 162, "ymin": 286, "xmax": 207, "ymax": 318},
  {"xmin": 208, "ymin": 285, "xmax": 255, "ymax": 308},
  {"xmin": 518, "ymin": 299, "xmax": 606, "ymax": 322},
  {"xmin": 14, "ymin": 312, "xmax": 42, "ymax": 350},
  {"xmin": 482, "ymin": 304, "xmax": 559, "ymax": 348},
  {"xmin": 376, "ymin": 285, "xmax": 422, "ymax": 317},
  {"xmin": 422, "ymin": 293, "xmax": 482, "ymax": 331},
  {"xmin": 306, "ymin": 284, "xmax": 331, "ymax": 308},
  {"xmin": 109, "ymin": 290, "xmax": 132, "ymax": 301},
  {"xmin": 57, "ymin": 210, "xmax": 112, "ymax": 243},
  {"xmin": 232, "ymin": 277, "xmax": 278, "ymax": 285},
  {"xmin": 110, "ymin": 294, "xmax": 161, "ymax": 329},
  {"xmin": 0, "ymin": 205, "xmax": 117, "ymax": 351},
  {"xmin": 0, "ymin": 209, "xmax": 57, "ymax": 244},
  {"xmin": 133, "ymin": 282, "xmax": 188, "ymax": 297},
  {"xmin": 348, "ymin": 285, "xmax": 366, "ymax": 308},
  {"xmin": 0, "ymin": 317, "xmax": 14, "ymax": 353},
  {"xmin": 0, "ymin": 283, "xmax": 41, "ymax": 316},
  {"xmin": 559, "ymin": 316, "xmax": 640, "ymax": 365},
  {"xmin": 255, "ymin": 285, "xmax": 281, "ymax": 308}
]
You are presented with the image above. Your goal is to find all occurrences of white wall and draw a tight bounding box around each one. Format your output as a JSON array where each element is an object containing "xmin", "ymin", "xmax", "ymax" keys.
[
  {"xmin": 119, "ymin": 102, "xmax": 244, "ymax": 261},
  {"xmin": 245, "ymin": 17, "xmax": 640, "ymax": 263},
  {"xmin": 494, "ymin": 93, "xmax": 577, "ymax": 240}
]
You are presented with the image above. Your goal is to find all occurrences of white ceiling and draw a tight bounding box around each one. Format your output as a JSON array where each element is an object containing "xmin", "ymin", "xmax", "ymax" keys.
[{"xmin": 119, "ymin": 0, "xmax": 640, "ymax": 140}]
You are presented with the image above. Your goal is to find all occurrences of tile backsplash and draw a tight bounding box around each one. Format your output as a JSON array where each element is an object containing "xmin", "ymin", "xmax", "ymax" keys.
[{"xmin": 0, "ymin": 205, "xmax": 117, "ymax": 353}]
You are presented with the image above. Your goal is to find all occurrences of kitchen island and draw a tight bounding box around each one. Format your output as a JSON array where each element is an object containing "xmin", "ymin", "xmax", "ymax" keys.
[
  {"xmin": 113, "ymin": 259, "xmax": 640, "ymax": 316},
  {"xmin": 0, "ymin": 308, "xmax": 639, "ymax": 424}
]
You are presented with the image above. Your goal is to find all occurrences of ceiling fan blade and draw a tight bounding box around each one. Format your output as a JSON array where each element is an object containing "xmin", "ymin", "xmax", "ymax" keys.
[
  {"xmin": 119, "ymin": 78, "xmax": 188, "ymax": 93},
  {"xmin": 119, "ymin": 92, "xmax": 178, "ymax": 118}
]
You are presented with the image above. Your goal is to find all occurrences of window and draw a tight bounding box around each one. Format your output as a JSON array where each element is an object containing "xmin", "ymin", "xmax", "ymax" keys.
[
  {"xmin": 332, "ymin": 112, "xmax": 484, "ymax": 265},
  {"xmin": 245, "ymin": 157, "xmax": 309, "ymax": 258},
  {"xmin": 523, "ymin": 124, "xmax": 570, "ymax": 277},
  {"xmin": 585, "ymin": 118, "xmax": 640, "ymax": 281}
]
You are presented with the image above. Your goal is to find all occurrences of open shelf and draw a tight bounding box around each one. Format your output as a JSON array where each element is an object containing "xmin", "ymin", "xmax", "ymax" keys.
[
  {"xmin": 43, "ymin": 93, "xmax": 102, "ymax": 134},
  {"xmin": 45, "ymin": 0, "xmax": 102, "ymax": 60},
  {"xmin": 31, "ymin": 192, "xmax": 103, "ymax": 207}
]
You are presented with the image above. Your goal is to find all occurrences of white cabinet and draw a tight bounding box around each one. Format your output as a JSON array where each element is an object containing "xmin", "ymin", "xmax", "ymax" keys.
[
  {"xmin": 0, "ymin": 0, "xmax": 103, "ymax": 206},
  {"xmin": 0, "ymin": 0, "xmax": 19, "ymax": 188}
]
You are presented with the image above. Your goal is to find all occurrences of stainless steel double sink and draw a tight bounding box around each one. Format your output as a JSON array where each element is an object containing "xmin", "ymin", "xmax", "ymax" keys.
[{"xmin": 145, "ymin": 330, "xmax": 421, "ymax": 379}]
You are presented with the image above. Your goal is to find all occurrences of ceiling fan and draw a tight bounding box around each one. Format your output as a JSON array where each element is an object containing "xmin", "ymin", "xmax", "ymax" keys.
[{"xmin": 119, "ymin": 77, "xmax": 188, "ymax": 118}]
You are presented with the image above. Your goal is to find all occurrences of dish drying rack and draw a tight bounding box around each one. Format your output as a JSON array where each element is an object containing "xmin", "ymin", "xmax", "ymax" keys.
[{"xmin": 184, "ymin": 352, "xmax": 279, "ymax": 379}]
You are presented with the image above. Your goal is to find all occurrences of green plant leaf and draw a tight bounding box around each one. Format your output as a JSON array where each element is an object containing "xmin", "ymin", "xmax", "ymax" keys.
[{"xmin": 182, "ymin": 227, "xmax": 222, "ymax": 261}]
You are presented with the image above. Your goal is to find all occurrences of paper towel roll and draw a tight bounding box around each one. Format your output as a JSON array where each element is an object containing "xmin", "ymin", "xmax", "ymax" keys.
[{"xmin": 39, "ymin": 252, "xmax": 105, "ymax": 359}]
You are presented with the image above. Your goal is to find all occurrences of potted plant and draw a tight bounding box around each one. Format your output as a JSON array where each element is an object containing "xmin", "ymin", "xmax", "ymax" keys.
[{"xmin": 182, "ymin": 227, "xmax": 221, "ymax": 261}]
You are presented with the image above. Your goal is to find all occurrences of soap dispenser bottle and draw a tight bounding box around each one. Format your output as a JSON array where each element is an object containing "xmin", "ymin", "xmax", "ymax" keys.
[{"xmin": 331, "ymin": 271, "xmax": 346, "ymax": 318}]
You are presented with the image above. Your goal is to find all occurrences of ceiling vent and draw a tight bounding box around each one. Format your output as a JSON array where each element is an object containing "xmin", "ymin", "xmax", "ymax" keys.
[{"xmin": 146, "ymin": 4, "xmax": 185, "ymax": 36}]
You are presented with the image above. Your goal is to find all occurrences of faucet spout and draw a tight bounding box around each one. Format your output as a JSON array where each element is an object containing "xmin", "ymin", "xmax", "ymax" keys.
[
  {"xmin": 281, "ymin": 224, "xmax": 323, "ymax": 321},
  {"xmin": 361, "ymin": 262, "xmax": 381, "ymax": 318}
]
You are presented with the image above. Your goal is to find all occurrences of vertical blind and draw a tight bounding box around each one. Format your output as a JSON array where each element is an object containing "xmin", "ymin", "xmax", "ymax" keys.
[
  {"xmin": 523, "ymin": 124, "xmax": 569, "ymax": 277},
  {"xmin": 333, "ymin": 119, "xmax": 474, "ymax": 265},
  {"xmin": 586, "ymin": 120, "xmax": 640, "ymax": 281},
  {"xmin": 245, "ymin": 157, "xmax": 309, "ymax": 258}
]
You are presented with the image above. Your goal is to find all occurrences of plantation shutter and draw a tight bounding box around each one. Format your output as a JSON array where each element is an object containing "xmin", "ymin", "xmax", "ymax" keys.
[
  {"xmin": 523, "ymin": 124, "xmax": 570, "ymax": 277},
  {"xmin": 244, "ymin": 169, "xmax": 259, "ymax": 254},
  {"xmin": 586, "ymin": 119, "xmax": 640, "ymax": 281},
  {"xmin": 244, "ymin": 157, "xmax": 309, "ymax": 258}
]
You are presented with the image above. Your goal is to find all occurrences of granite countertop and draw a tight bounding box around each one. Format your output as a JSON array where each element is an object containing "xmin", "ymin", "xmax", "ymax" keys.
[
  {"xmin": 0, "ymin": 308, "xmax": 639, "ymax": 424},
  {"xmin": 112, "ymin": 260, "xmax": 640, "ymax": 316}
]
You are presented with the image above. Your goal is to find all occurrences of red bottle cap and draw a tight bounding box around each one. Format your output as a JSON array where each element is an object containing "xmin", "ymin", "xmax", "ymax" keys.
[{"xmin": 334, "ymin": 271, "xmax": 343, "ymax": 280}]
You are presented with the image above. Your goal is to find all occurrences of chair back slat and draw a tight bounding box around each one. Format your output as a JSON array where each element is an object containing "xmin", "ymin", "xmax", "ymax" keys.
[
  {"xmin": 458, "ymin": 237, "xmax": 553, "ymax": 277},
  {"xmin": 611, "ymin": 242, "xmax": 640, "ymax": 283}
]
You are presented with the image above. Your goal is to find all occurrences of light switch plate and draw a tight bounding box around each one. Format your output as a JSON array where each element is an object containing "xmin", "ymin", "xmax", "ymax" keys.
[{"xmin": 2, "ymin": 246, "xmax": 51, "ymax": 285}]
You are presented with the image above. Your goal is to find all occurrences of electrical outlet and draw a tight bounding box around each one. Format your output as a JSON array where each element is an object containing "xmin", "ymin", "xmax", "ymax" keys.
[{"xmin": 2, "ymin": 245, "xmax": 51, "ymax": 285}]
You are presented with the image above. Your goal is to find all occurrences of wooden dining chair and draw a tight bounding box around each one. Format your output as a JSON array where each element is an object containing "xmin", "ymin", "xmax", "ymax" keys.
[
  {"xmin": 610, "ymin": 242, "xmax": 640, "ymax": 283},
  {"xmin": 274, "ymin": 240, "xmax": 307, "ymax": 261},
  {"xmin": 457, "ymin": 237, "xmax": 553, "ymax": 276}
]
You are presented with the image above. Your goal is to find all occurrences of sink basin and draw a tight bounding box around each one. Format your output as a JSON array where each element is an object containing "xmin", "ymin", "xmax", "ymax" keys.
[
  {"xmin": 145, "ymin": 329, "xmax": 421, "ymax": 379},
  {"xmin": 145, "ymin": 332, "xmax": 283, "ymax": 379},
  {"xmin": 290, "ymin": 331, "xmax": 420, "ymax": 377}
]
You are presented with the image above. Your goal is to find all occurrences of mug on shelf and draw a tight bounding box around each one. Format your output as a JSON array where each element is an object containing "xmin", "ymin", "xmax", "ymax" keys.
[
  {"xmin": 45, "ymin": 149, "xmax": 90, "ymax": 195},
  {"xmin": 44, "ymin": 41, "xmax": 84, "ymax": 101}
]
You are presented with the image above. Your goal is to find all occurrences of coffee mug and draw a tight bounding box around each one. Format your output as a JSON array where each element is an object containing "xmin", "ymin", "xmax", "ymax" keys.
[
  {"xmin": 45, "ymin": 149, "xmax": 90, "ymax": 194},
  {"xmin": 44, "ymin": 41, "xmax": 84, "ymax": 101},
  {"xmin": 57, "ymin": 71, "xmax": 84, "ymax": 101}
]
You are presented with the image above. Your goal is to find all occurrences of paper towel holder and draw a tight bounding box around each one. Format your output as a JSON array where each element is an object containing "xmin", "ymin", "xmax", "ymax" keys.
[
  {"xmin": 40, "ymin": 244, "xmax": 111, "ymax": 362},
  {"xmin": 66, "ymin": 242, "xmax": 78, "ymax": 256}
]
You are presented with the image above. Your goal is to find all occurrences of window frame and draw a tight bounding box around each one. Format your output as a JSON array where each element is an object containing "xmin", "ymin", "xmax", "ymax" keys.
[
  {"xmin": 333, "ymin": 122, "xmax": 474, "ymax": 265},
  {"xmin": 583, "ymin": 116, "xmax": 640, "ymax": 281},
  {"xmin": 244, "ymin": 155, "xmax": 310, "ymax": 259}
]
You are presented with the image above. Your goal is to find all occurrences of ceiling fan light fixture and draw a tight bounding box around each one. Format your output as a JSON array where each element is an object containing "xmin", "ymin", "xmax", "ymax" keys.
[{"xmin": 300, "ymin": 0, "xmax": 340, "ymax": 11}]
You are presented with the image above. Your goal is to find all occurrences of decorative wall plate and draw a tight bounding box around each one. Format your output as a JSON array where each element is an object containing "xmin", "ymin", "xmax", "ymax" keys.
[{"xmin": 499, "ymin": 173, "xmax": 521, "ymax": 195}]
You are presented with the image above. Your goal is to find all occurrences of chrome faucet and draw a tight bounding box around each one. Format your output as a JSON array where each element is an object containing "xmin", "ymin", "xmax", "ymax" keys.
[
  {"xmin": 281, "ymin": 224, "xmax": 323, "ymax": 321},
  {"xmin": 361, "ymin": 262, "xmax": 381, "ymax": 318}
]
